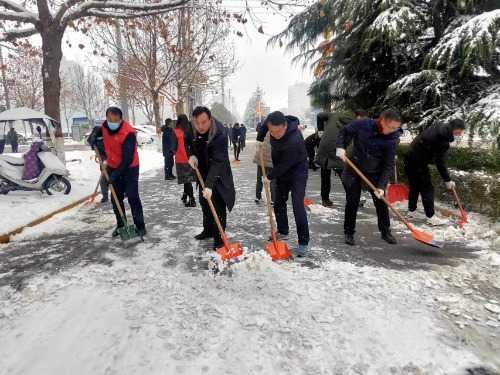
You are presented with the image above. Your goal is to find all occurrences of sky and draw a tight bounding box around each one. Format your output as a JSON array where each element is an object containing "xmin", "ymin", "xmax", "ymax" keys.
[{"xmin": 217, "ymin": 5, "xmax": 313, "ymax": 118}]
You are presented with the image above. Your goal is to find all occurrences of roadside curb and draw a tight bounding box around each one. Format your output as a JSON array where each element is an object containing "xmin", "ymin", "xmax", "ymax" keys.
[{"xmin": 0, "ymin": 193, "xmax": 97, "ymax": 244}]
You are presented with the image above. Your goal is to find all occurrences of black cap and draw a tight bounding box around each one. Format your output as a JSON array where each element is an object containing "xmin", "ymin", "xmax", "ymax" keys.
[{"xmin": 265, "ymin": 111, "xmax": 287, "ymax": 126}]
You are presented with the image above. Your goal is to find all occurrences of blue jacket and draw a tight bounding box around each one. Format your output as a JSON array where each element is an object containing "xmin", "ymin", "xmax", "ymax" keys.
[
  {"xmin": 257, "ymin": 116, "xmax": 307, "ymax": 180},
  {"xmin": 336, "ymin": 118, "xmax": 400, "ymax": 188}
]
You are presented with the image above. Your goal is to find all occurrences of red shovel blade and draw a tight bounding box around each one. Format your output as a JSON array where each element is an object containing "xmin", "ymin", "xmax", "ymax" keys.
[
  {"xmin": 410, "ymin": 226, "xmax": 444, "ymax": 248},
  {"xmin": 265, "ymin": 240, "xmax": 292, "ymax": 261},
  {"xmin": 458, "ymin": 213, "xmax": 468, "ymax": 228},
  {"xmin": 387, "ymin": 183, "xmax": 409, "ymax": 204},
  {"xmin": 216, "ymin": 242, "xmax": 243, "ymax": 261},
  {"xmin": 304, "ymin": 198, "xmax": 314, "ymax": 207}
]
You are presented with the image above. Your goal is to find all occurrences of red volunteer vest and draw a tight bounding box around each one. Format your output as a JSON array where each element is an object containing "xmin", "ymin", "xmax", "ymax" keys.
[
  {"xmin": 102, "ymin": 121, "xmax": 140, "ymax": 169},
  {"xmin": 174, "ymin": 127, "xmax": 189, "ymax": 164}
]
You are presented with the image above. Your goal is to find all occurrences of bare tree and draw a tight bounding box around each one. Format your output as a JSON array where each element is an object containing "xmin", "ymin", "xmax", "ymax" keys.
[
  {"xmin": 0, "ymin": 0, "xmax": 188, "ymax": 157},
  {"xmin": 5, "ymin": 44, "xmax": 44, "ymax": 110},
  {"xmin": 70, "ymin": 64, "xmax": 107, "ymax": 125}
]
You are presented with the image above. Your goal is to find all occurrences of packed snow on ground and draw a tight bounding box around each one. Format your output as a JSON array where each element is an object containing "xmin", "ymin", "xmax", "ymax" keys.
[{"xmin": 0, "ymin": 145, "xmax": 163, "ymax": 234}]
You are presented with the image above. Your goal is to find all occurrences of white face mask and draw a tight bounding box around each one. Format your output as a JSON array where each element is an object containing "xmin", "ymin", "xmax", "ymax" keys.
[
  {"xmin": 454, "ymin": 134, "xmax": 464, "ymax": 142},
  {"xmin": 318, "ymin": 131, "xmax": 324, "ymax": 138}
]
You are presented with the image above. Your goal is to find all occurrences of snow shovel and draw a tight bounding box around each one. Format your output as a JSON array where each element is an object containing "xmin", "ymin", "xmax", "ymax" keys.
[
  {"xmin": 95, "ymin": 153, "xmax": 138, "ymax": 242},
  {"xmin": 259, "ymin": 151, "xmax": 291, "ymax": 261},
  {"xmin": 451, "ymin": 187, "xmax": 468, "ymax": 228},
  {"xmin": 193, "ymin": 166, "xmax": 243, "ymax": 261},
  {"xmin": 344, "ymin": 156, "xmax": 444, "ymax": 248},
  {"xmin": 387, "ymin": 157, "xmax": 409, "ymax": 204}
]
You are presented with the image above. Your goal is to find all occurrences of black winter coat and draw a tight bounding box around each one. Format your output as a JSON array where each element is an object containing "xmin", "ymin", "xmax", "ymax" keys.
[
  {"xmin": 336, "ymin": 118, "xmax": 400, "ymax": 189},
  {"xmin": 256, "ymin": 117, "xmax": 308, "ymax": 181},
  {"xmin": 161, "ymin": 125, "xmax": 175, "ymax": 156},
  {"xmin": 406, "ymin": 122, "xmax": 454, "ymax": 182},
  {"xmin": 305, "ymin": 133, "xmax": 321, "ymax": 155},
  {"xmin": 193, "ymin": 120, "xmax": 235, "ymax": 211},
  {"xmin": 87, "ymin": 126, "xmax": 106, "ymax": 160}
]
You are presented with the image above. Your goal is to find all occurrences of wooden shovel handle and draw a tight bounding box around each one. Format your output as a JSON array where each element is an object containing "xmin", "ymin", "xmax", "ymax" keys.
[
  {"xmin": 259, "ymin": 148, "xmax": 277, "ymax": 245},
  {"xmin": 343, "ymin": 156, "xmax": 413, "ymax": 231},
  {"xmin": 451, "ymin": 187, "xmax": 467, "ymax": 220},
  {"xmin": 193, "ymin": 165, "xmax": 229, "ymax": 247},
  {"xmin": 95, "ymin": 153, "xmax": 128, "ymax": 224}
]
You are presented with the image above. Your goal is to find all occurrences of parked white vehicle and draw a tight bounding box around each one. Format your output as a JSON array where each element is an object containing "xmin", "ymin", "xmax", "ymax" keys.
[
  {"xmin": 0, "ymin": 148, "xmax": 71, "ymax": 195},
  {"xmin": 134, "ymin": 127, "xmax": 155, "ymax": 145}
]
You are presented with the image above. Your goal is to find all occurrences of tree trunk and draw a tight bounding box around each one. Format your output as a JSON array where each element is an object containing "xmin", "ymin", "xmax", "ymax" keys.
[
  {"xmin": 152, "ymin": 90, "xmax": 162, "ymax": 131},
  {"xmin": 41, "ymin": 29, "xmax": 65, "ymax": 161},
  {"xmin": 0, "ymin": 46, "xmax": 10, "ymax": 110}
]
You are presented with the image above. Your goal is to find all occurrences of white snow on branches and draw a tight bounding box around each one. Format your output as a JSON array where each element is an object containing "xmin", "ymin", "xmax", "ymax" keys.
[{"xmin": 367, "ymin": 6, "xmax": 421, "ymax": 39}]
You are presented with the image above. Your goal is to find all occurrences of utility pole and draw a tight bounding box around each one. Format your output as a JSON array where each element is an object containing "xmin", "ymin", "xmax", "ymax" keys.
[
  {"xmin": 0, "ymin": 46, "xmax": 11, "ymax": 110},
  {"xmin": 115, "ymin": 23, "xmax": 129, "ymax": 120}
]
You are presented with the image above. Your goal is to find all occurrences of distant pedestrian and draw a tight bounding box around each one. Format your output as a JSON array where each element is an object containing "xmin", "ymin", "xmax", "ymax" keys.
[
  {"xmin": 232, "ymin": 123, "xmax": 243, "ymax": 161},
  {"xmin": 7, "ymin": 127, "xmax": 18, "ymax": 153},
  {"xmin": 0, "ymin": 127, "xmax": 5, "ymax": 154},
  {"xmin": 304, "ymin": 130, "xmax": 321, "ymax": 171},
  {"xmin": 161, "ymin": 118, "xmax": 176, "ymax": 180},
  {"xmin": 174, "ymin": 114, "xmax": 196, "ymax": 207},
  {"xmin": 240, "ymin": 123, "xmax": 247, "ymax": 150}
]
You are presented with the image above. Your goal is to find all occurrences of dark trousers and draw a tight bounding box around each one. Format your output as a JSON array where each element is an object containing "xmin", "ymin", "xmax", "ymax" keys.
[
  {"xmin": 256, "ymin": 166, "xmax": 275, "ymax": 201},
  {"xmin": 184, "ymin": 182, "xmax": 194, "ymax": 198},
  {"xmin": 306, "ymin": 145, "xmax": 316, "ymax": 168},
  {"xmin": 199, "ymin": 187, "xmax": 227, "ymax": 245},
  {"xmin": 0, "ymin": 139, "xmax": 5, "ymax": 154},
  {"xmin": 405, "ymin": 159, "xmax": 435, "ymax": 218},
  {"xmin": 110, "ymin": 166, "xmax": 145, "ymax": 230},
  {"xmin": 11, "ymin": 143, "xmax": 18, "ymax": 153},
  {"xmin": 164, "ymin": 152, "xmax": 174, "ymax": 178},
  {"xmin": 341, "ymin": 167, "xmax": 390, "ymax": 235},
  {"xmin": 233, "ymin": 141, "xmax": 241, "ymax": 160},
  {"xmin": 274, "ymin": 175, "xmax": 309, "ymax": 246},
  {"xmin": 99, "ymin": 175, "xmax": 109, "ymax": 200},
  {"xmin": 321, "ymin": 168, "xmax": 332, "ymax": 201}
]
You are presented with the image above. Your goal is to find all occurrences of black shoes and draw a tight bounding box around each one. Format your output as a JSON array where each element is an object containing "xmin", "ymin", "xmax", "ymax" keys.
[
  {"xmin": 195, "ymin": 231, "xmax": 213, "ymax": 240},
  {"xmin": 345, "ymin": 234, "xmax": 355, "ymax": 246},
  {"xmin": 322, "ymin": 199, "xmax": 333, "ymax": 207},
  {"xmin": 381, "ymin": 232, "xmax": 397, "ymax": 244},
  {"xmin": 136, "ymin": 227, "xmax": 147, "ymax": 238},
  {"xmin": 185, "ymin": 195, "xmax": 196, "ymax": 207},
  {"xmin": 100, "ymin": 196, "xmax": 109, "ymax": 204},
  {"xmin": 181, "ymin": 193, "xmax": 187, "ymax": 203},
  {"xmin": 165, "ymin": 175, "xmax": 176, "ymax": 180}
]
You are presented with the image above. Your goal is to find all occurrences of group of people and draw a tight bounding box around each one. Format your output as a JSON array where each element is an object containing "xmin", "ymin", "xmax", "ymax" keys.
[{"xmin": 88, "ymin": 104, "xmax": 465, "ymax": 257}]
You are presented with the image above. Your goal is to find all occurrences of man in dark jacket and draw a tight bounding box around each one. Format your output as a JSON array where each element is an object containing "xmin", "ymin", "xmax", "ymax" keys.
[
  {"xmin": 316, "ymin": 110, "xmax": 366, "ymax": 207},
  {"xmin": 231, "ymin": 123, "xmax": 243, "ymax": 161},
  {"xmin": 336, "ymin": 109, "xmax": 402, "ymax": 246},
  {"xmin": 240, "ymin": 123, "xmax": 247, "ymax": 149},
  {"xmin": 161, "ymin": 118, "xmax": 176, "ymax": 180},
  {"xmin": 257, "ymin": 111, "xmax": 309, "ymax": 257},
  {"xmin": 189, "ymin": 106, "xmax": 236, "ymax": 250},
  {"xmin": 404, "ymin": 119, "xmax": 465, "ymax": 225},
  {"xmin": 102, "ymin": 106, "xmax": 146, "ymax": 237},
  {"xmin": 7, "ymin": 127, "xmax": 18, "ymax": 153},
  {"xmin": 304, "ymin": 131, "xmax": 321, "ymax": 171},
  {"xmin": 87, "ymin": 124, "xmax": 109, "ymax": 203}
]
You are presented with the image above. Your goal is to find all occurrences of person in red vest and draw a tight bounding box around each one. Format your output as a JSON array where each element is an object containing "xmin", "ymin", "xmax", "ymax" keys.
[{"xmin": 102, "ymin": 106, "xmax": 146, "ymax": 237}]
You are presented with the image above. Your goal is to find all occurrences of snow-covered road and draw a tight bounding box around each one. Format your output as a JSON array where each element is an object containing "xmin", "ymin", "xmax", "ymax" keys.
[{"xmin": 0, "ymin": 143, "xmax": 499, "ymax": 374}]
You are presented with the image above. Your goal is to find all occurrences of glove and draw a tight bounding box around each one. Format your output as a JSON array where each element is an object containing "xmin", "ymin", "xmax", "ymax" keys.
[
  {"xmin": 374, "ymin": 188, "xmax": 385, "ymax": 199},
  {"xmin": 336, "ymin": 148, "xmax": 346, "ymax": 160},
  {"xmin": 202, "ymin": 188, "xmax": 212, "ymax": 200},
  {"xmin": 188, "ymin": 156, "xmax": 198, "ymax": 169},
  {"xmin": 445, "ymin": 181, "xmax": 455, "ymax": 190}
]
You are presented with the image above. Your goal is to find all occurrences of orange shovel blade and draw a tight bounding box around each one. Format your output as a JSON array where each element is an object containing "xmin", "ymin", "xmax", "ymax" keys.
[
  {"xmin": 265, "ymin": 241, "xmax": 292, "ymax": 261},
  {"xmin": 216, "ymin": 242, "xmax": 243, "ymax": 261},
  {"xmin": 304, "ymin": 198, "xmax": 314, "ymax": 207},
  {"xmin": 387, "ymin": 183, "xmax": 409, "ymax": 204},
  {"xmin": 410, "ymin": 227, "xmax": 444, "ymax": 248}
]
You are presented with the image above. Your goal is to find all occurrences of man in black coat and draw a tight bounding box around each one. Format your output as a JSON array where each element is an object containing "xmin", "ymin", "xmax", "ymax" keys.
[
  {"xmin": 87, "ymin": 124, "xmax": 109, "ymax": 203},
  {"xmin": 257, "ymin": 111, "xmax": 309, "ymax": 257},
  {"xmin": 231, "ymin": 123, "xmax": 243, "ymax": 161},
  {"xmin": 189, "ymin": 106, "xmax": 236, "ymax": 250},
  {"xmin": 161, "ymin": 118, "xmax": 176, "ymax": 180},
  {"xmin": 404, "ymin": 119, "xmax": 465, "ymax": 224},
  {"xmin": 336, "ymin": 109, "xmax": 402, "ymax": 246},
  {"xmin": 304, "ymin": 131, "xmax": 321, "ymax": 171}
]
